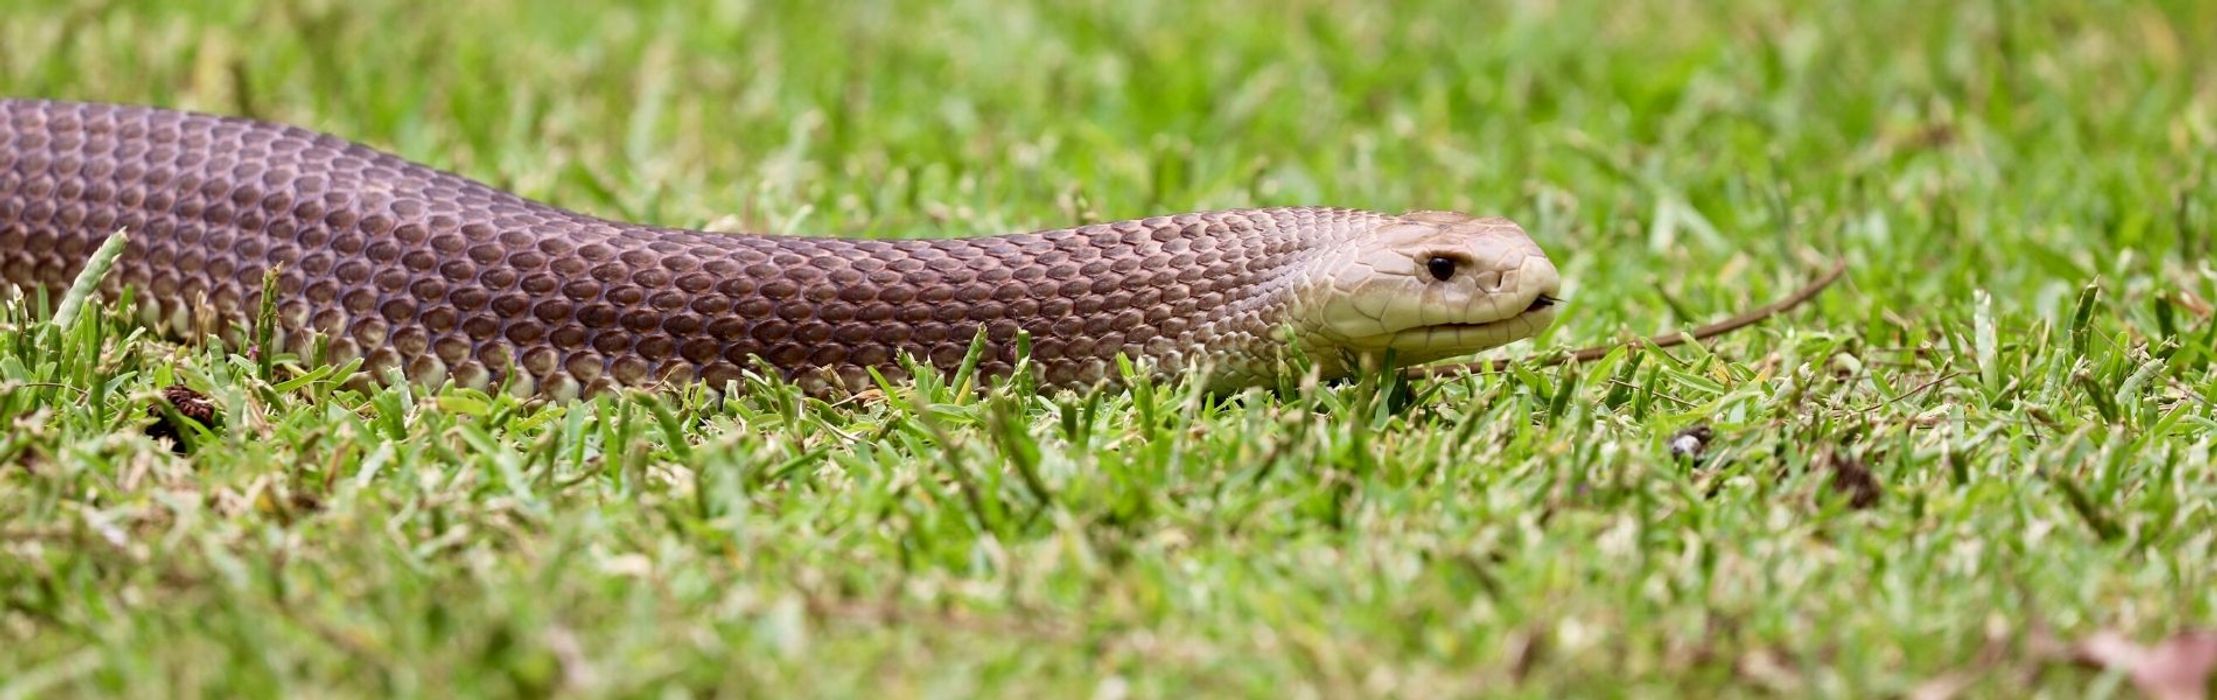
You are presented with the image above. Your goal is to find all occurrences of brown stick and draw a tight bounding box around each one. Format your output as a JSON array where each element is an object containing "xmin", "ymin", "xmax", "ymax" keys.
[{"xmin": 1407, "ymin": 260, "xmax": 1850, "ymax": 379}]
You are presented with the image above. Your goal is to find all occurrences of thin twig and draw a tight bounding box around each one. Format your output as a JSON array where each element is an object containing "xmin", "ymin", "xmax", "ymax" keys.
[
  {"xmin": 2171, "ymin": 378, "xmax": 2214, "ymax": 409},
  {"xmin": 1410, "ymin": 260, "xmax": 1849, "ymax": 379},
  {"xmin": 1605, "ymin": 379, "xmax": 1697, "ymax": 408},
  {"xmin": 1871, "ymin": 371, "xmax": 1964, "ymax": 411}
]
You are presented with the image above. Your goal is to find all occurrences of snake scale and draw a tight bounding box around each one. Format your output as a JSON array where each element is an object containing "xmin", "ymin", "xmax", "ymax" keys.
[{"xmin": 0, "ymin": 99, "xmax": 1561, "ymax": 397}]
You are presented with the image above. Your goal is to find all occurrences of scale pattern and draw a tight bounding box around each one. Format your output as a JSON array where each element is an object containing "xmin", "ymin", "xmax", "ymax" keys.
[{"xmin": 0, "ymin": 99, "xmax": 1388, "ymax": 396}]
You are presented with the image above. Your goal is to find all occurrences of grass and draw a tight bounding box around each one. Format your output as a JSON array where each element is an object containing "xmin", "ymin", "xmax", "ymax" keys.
[{"xmin": 3, "ymin": 0, "xmax": 2215, "ymax": 696}]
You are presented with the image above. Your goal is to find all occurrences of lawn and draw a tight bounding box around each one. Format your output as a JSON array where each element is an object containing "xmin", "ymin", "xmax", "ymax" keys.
[{"xmin": 3, "ymin": 0, "xmax": 2214, "ymax": 696}]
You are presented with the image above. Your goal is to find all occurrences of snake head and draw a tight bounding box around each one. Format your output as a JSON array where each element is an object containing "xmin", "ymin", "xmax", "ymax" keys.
[{"xmin": 1298, "ymin": 210, "xmax": 1562, "ymax": 367}]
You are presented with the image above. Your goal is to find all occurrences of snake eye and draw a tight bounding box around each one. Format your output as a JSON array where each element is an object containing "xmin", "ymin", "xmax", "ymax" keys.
[{"xmin": 1425, "ymin": 256, "xmax": 1458, "ymax": 282}]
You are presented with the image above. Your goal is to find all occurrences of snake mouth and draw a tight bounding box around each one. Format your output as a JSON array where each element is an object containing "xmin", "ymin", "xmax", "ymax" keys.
[
  {"xmin": 1407, "ymin": 301, "xmax": 1557, "ymax": 333},
  {"xmin": 1383, "ymin": 293, "xmax": 1562, "ymax": 357},
  {"xmin": 1424, "ymin": 292, "xmax": 1562, "ymax": 328}
]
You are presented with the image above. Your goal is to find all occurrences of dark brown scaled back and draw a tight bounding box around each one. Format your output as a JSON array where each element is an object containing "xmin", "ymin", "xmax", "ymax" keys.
[{"xmin": 0, "ymin": 100, "xmax": 1380, "ymax": 396}]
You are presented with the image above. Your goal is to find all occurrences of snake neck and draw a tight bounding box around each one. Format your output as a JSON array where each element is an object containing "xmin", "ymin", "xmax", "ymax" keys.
[{"xmin": 659, "ymin": 207, "xmax": 1383, "ymax": 392}]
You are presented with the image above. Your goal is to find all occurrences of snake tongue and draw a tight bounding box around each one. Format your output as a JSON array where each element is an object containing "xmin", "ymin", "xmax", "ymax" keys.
[{"xmin": 1526, "ymin": 295, "xmax": 1560, "ymax": 312}]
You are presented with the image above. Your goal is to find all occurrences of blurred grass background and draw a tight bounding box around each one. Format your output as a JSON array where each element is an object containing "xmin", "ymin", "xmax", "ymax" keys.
[{"xmin": 2, "ymin": 0, "xmax": 2214, "ymax": 696}]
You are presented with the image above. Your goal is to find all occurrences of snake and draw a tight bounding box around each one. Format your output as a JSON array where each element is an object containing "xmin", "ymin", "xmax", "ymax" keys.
[{"xmin": 0, "ymin": 99, "xmax": 1562, "ymax": 398}]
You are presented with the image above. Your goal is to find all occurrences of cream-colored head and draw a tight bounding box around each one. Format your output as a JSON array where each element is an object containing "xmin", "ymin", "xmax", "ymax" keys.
[{"xmin": 1294, "ymin": 210, "xmax": 1561, "ymax": 367}]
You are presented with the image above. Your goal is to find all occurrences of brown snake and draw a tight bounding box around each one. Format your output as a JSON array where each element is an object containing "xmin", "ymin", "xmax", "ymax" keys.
[{"xmin": 0, "ymin": 99, "xmax": 1562, "ymax": 397}]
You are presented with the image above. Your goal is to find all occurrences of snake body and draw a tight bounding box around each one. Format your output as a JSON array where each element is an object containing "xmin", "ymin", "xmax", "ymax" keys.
[{"xmin": 0, "ymin": 100, "xmax": 1561, "ymax": 397}]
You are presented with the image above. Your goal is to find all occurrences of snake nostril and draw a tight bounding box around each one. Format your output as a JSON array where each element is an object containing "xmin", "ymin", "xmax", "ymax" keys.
[{"xmin": 1472, "ymin": 269, "xmax": 1503, "ymax": 291}]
